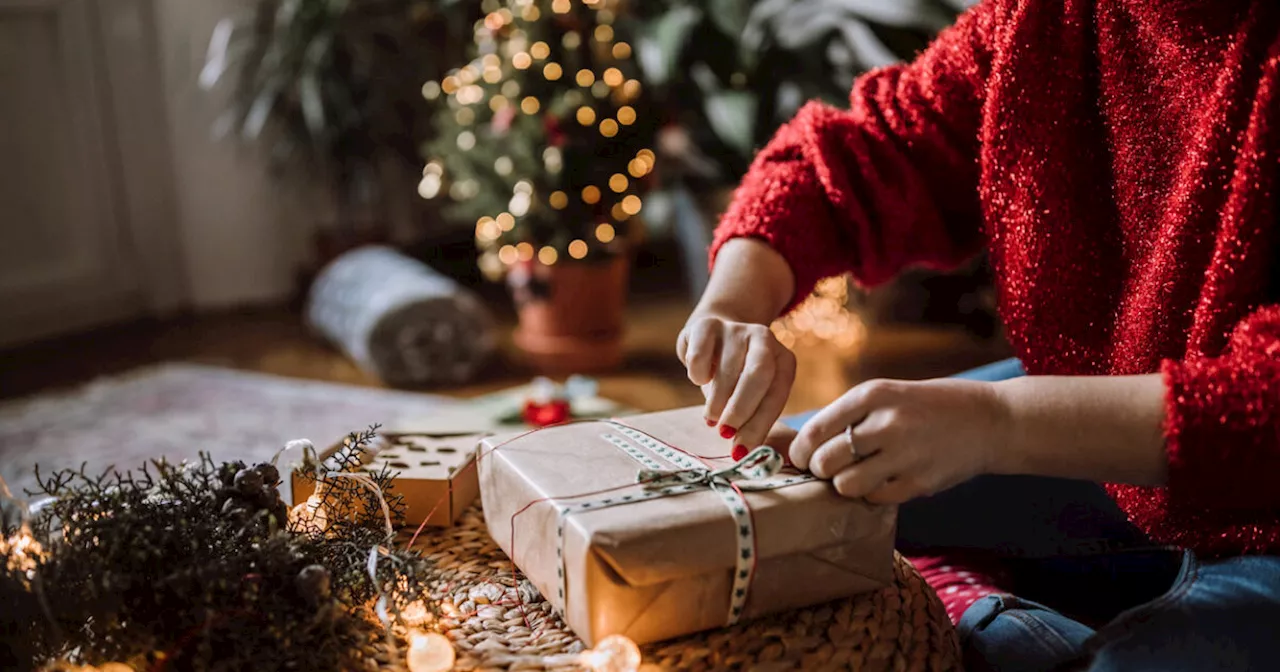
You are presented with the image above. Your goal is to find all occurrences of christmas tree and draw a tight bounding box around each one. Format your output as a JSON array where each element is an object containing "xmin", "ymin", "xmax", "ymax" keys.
[{"xmin": 420, "ymin": 0, "xmax": 653, "ymax": 281}]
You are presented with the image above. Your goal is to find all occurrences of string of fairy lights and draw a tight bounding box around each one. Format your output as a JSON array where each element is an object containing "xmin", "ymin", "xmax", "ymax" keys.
[{"xmin": 418, "ymin": 0, "xmax": 653, "ymax": 281}]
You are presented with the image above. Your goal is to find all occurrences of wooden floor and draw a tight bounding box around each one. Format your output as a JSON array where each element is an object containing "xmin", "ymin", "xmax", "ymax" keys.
[{"xmin": 0, "ymin": 295, "xmax": 1011, "ymax": 415}]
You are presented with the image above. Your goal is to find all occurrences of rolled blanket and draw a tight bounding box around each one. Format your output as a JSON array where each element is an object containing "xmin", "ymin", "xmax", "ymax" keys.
[{"xmin": 305, "ymin": 246, "xmax": 497, "ymax": 386}]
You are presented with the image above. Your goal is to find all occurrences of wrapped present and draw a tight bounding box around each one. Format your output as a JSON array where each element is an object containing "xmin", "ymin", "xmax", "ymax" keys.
[
  {"xmin": 290, "ymin": 432, "xmax": 483, "ymax": 528},
  {"xmin": 478, "ymin": 407, "xmax": 897, "ymax": 646}
]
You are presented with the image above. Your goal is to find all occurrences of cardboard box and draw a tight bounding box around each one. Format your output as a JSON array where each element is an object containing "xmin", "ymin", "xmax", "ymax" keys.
[
  {"xmin": 478, "ymin": 407, "xmax": 897, "ymax": 645},
  {"xmin": 291, "ymin": 432, "xmax": 483, "ymax": 528}
]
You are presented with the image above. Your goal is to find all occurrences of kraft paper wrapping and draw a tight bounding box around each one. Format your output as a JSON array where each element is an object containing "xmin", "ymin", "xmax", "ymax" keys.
[{"xmin": 478, "ymin": 407, "xmax": 897, "ymax": 646}]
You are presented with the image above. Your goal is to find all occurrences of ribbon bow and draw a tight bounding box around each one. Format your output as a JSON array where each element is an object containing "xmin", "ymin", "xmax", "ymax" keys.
[{"xmin": 636, "ymin": 445, "xmax": 785, "ymax": 491}]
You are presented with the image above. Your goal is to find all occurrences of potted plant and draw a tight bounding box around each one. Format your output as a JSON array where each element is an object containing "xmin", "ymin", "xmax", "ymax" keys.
[
  {"xmin": 199, "ymin": 0, "xmax": 480, "ymax": 278},
  {"xmin": 422, "ymin": 0, "xmax": 654, "ymax": 373}
]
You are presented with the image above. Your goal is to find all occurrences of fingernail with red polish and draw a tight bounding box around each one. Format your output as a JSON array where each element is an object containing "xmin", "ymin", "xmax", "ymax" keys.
[
  {"xmin": 719, "ymin": 425, "xmax": 737, "ymax": 439},
  {"xmin": 731, "ymin": 444, "xmax": 748, "ymax": 461},
  {"xmin": 705, "ymin": 418, "xmax": 716, "ymax": 427}
]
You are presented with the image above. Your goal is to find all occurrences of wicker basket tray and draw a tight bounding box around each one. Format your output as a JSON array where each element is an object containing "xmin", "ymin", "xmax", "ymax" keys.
[{"xmin": 413, "ymin": 506, "xmax": 962, "ymax": 671}]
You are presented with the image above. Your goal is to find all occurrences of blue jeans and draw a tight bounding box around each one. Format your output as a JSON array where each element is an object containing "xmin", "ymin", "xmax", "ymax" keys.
[{"xmin": 783, "ymin": 358, "xmax": 1280, "ymax": 671}]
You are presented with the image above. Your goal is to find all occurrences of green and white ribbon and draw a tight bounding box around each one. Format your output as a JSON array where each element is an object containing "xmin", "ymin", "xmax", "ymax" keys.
[{"xmin": 548, "ymin": 423, "xmax": 814, "ymax": 626}]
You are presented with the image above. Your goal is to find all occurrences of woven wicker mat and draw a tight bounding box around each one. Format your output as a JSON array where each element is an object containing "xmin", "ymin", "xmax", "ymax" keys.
[{"xmin": 413, "ymin": 505, "xmax": 962, "ymax": 671}]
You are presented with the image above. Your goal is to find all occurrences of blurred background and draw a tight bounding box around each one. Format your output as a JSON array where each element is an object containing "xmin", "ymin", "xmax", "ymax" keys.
[{"xmin": 0, "ymin": 0, "xmax": 1010, "ymax": 438}]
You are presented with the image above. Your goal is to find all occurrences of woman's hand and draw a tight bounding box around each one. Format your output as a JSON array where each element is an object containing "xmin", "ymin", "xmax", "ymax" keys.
[
  {"xmin": 788, "ymin": 378, "xmax": 1011, "ymax": 504},
  {"xmin": 677, "ymin": 311, "xmax": 797, "ymax": 454}
]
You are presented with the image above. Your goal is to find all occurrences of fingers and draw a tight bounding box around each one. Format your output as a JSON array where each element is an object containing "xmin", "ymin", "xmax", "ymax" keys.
[
  {"xmin": 732, "ymin": 350, "xmax": 795, "ymax": 453},
  {"xmin": 832, "ymin": 452, "xmax": 903, "ymax": 499},
  {"xmin": 864, "ymin": 479, "xmax": 924, "ymax": 505},
  {"xmin": 682, "ymin": 318, "xmax": 722, "ymax": 386},
  {"xmin": 704, "ymin": 331, "xmax": 749, "ymax": 427},
  {"xmin": 809, "ymin": 430, "xmax": 858, "ymax": 480},
  {"xmin": 791, "ymin": 379, "xmax": 897, "ymax": 472}
]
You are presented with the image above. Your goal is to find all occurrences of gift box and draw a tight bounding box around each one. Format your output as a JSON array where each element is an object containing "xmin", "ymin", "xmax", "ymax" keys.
[
  {"xmin": 478, "ymin": 407, "xmax": 898, "ymax": 646},
  {"xmin": 290, "ymin": 432, "xmax": 483, "ymax": 527}
]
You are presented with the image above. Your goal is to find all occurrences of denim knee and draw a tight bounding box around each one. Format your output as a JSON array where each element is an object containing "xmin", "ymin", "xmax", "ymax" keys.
[{"xmin": 959, "ymin": 595, "xmax": 1094, "ymax": 672}]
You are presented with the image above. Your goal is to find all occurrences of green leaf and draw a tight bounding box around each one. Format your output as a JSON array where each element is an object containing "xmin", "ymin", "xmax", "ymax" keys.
[
  {"xmin": 704, "ymin": 90, "xmax": 757, "ymax": 156},
  {"xmin": 636, "ymin": 5, "xmax": 702, "ymax": 86},
  {"xmin": 242, "ymin": 81, "xmax": 281, "ymax": 140},
  {"xmin": 299, "ymin": 73, "xmax": 325, "ymax": 137},
  {"xmin": 708, "ymin": 0, "xmax": 749, "ymax": 38}
]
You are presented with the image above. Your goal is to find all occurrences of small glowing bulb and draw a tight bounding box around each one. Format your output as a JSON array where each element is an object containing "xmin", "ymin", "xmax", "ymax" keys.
[
  {"xmin": 496, "ymin": 212, "xmax": 516, "ymax": 230},
  {"xmin": 489, "ymin": 95, "xmax": 509, "ymax": 112},
  {"xmin": 457, "ymin": 131, "xmax": 476, "ymax": 151},
  {"xmin": 612, "ymin": 42, "xmax": 632, "ymax": 59},
  {"xmin": 441, "ymin": 76, "xmax": 459, "ymax": 94},
  {"xmin": 581, "ymin": 185, "xmax": 601, "ymax": 204},
  {"xmin": 418, "ymin": 174, "xmax": 441, "ymax": 199},
  {"xmin": 406, "ymin": 629, "xmax": 455, "ymax": 672},
  {"xmin": 599, "ymin": 119, "xmax": 619, "ymax": 137},
  {"xmin": 543, "ymin": 62, "xmax": 563, "ymax": 81},
  {"xmin": 580, "ymin": 634, "xmax": 641, "ymax": 672},
  {"xmin": 521, "ymin": 4, "xmax": 540, "ymax": 20},
  {"xmin": 563, "ymin": 31, "xmax": 582, "ymax": 50},
  {"xmin": 502, "ymin": 80, "xmax": 521, "ymax": 98},
  {"xmin": 595, "ymin": 223, "xmax": 616, "ymax": 243},
  {"xmin": 622, "ymin": 79, "xmax": 642, "ymax": 100},
  {"xmin": 576, "ymin": 69, "xmax": 596, "ymax": 87},
  {"xmin": 602, "ymin": 67, "xmax": 624, "ymax": 87},
  {"xmin": 627, "ymin": 159, "xmax": 647, "ymax": 178},
  {"xmin": 531, "ymin": 41, "xmax": 551, "ymax": 60},
  {"xmin": 621, "ymin": 195, "xmax": 642, "ymax": 215},
  {"xmin": 494, "ymin": 156, "xmax": 513, "ymax": 176},
  {"xmin": 421, "ymin": 81, "xmax": 441, "ymax": 100},
  {"xmin": 549, "ymin": 191, "xmax": 569, "ymax": 209},
  {"xmin": 517, "ymin": 242, "xmax": 535, "ymax": 261},
  {"xmin": 538, "ymin": 246, "xmax": 559, "ymax": 265},
  {"xmin": 402, "ymin": 600, "xmax": 431, "ymax": 627},
  {"xmin": 513, "ymin": 52, "xmax": 533, "ymax": 69},
  {"xmin": 454, "ymin": 107, "xmax": 475, "ymax": 125},
  {"xmin": 568, "ymin": 239, "xmax": 589, "ymax": 259},
  {"xmin": 551, "ymin": 0, "xmax": 571, "ymax": 14},
  {"xmin": 637, "ymin": 148, "xmax": 655, "ymax": 163},
  {"xmin": 609, "ymin": 174, "xmax": 628, "ymax": 193},
  {"xmin": 521, "ymin": 96, "xmax": 541, "ymax": 114},
  {"xmin": 592, "ymin": 80, "xmax": 611, "ymax": 99},
  {"xmin": 594, "ymin": 24, "xmax": 614, "ymax": 43},
  {"xmin": 576, "ymin": 106, "xmax": 597, "ymax": 125},
  {"xmin": 499, "ymin": 245, "xmax": 518, "ymax": 264},
  {"xmin": 617, "ymin": 106, "xmax": 636, "ymax": 125},
  {"xmin": 483, "ymin": 67, "xmax": 503, "ymax": 84}
]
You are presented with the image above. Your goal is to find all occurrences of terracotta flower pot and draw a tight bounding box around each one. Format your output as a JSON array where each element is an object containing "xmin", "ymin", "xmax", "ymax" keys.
[{"xmin": 510, "ymin": 256, "xmax": 629, "ymax": 373}]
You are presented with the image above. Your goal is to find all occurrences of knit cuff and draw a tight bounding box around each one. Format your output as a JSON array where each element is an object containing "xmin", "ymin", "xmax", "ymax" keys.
[{"xmin": 1161, "ymin": 356, "xmax": 1280, "ymax": 512}]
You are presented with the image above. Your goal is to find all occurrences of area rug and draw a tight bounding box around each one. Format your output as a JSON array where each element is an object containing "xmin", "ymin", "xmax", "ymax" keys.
[{"xmin": 0, "ymin": 364, "xmax": 455, "ymax": 498}]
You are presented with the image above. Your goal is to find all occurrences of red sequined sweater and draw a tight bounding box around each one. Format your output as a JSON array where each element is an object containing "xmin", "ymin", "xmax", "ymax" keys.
[{"xmin": 710, "ymin": 0, "xmax": 1280, "ymax": 556}]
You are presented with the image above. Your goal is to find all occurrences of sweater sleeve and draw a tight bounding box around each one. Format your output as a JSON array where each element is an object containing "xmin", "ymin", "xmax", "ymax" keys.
[
  {"xmin": 709, "ymin": 1, "xmax": 1002, "ymax": 310},
  {"xmin": 1161, "ymin": 305, "xmax": 1280, "ymax": 513}
]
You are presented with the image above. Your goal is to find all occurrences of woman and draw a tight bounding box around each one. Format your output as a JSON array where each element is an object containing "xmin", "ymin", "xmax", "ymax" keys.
[{"xmin": 677, "ymin": 1, "xmax": 1280, "ymax": 669}]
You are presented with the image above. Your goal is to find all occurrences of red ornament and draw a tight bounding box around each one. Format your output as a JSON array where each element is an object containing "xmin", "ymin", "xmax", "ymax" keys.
[
  {"xmin": 522, "ymin": 398, "xmax": 572, "ymax": 427},
  {"xmin": 543, "ymin": 115, "xmax": 566, "ymax": 147},
  {"xmin": 491, "ymin": 106, "xmax": 516, "ymax": 135}
]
